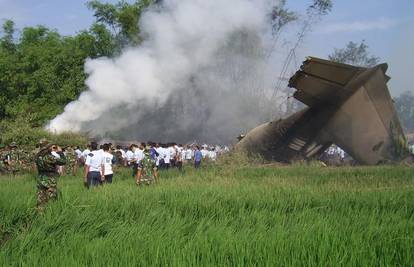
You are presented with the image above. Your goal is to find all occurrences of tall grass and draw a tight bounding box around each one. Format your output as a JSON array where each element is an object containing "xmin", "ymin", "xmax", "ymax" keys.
[{"xmin": 0, "ymin": 164, "xmax": 413, "ymax": 266}]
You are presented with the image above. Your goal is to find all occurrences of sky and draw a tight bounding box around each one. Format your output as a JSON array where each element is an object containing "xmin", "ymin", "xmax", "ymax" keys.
[{"xmin": 0, "ymin": 0, "xmax": 413, "ymax": 95}]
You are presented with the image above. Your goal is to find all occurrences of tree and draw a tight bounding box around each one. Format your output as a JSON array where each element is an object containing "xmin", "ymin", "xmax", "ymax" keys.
[
  {"xmin": 394, "ymin": 91, "xmax": 414, "ymax": 133},
  {"xmin": 270, "ymin": 1, "xmax": 298, "ymax": 37},
  {"xmin": 87, "ymin": 0, "xmax": 154, "ymax": 48},
  {"xmin": 328, "ymin": 41, "xmax": 380, "ymax": 67},
  {"xmin": 0, "ymin": 22, "xmax": 118, "ymax": 126},
  {"xmin": 0, "ymin": 19, "xmax": 15, "ymax": 51}
]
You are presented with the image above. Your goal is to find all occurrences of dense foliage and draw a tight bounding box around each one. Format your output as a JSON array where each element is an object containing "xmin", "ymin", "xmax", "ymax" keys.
[{"xmin": 0, "ymin": 1, "xmax": 155, "ymax": 145}]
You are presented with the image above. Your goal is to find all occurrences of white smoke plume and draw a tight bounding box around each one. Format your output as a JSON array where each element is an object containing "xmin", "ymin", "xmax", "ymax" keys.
[{"xmin": 48, "ymin": 0, "xmax": 282, "ymax": 143}]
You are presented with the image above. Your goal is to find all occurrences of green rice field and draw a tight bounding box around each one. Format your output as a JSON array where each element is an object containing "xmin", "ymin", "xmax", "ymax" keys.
[{"xmin": 1, "ymin": 164, "xmax": 413, "ymax": 266}]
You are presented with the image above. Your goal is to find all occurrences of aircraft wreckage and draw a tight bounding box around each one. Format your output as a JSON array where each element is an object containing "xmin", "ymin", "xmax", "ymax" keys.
[{"xmin": 236, "ymin": 57, "xmax": 409, "ymax": 165}]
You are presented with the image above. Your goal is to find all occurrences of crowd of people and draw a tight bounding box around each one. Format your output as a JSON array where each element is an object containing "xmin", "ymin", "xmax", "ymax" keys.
[
  {"xmin": 319, "ymin": 145, "xmax": 351, "ymax": 166},
  {"xmin": 75, "ymin": 142, "xmax": 230, "ymax": 173},
  {"xmin": 6, "ymin": 138, "xmax": 409, "ymax": 213},
  {"xmin": 32, "ymin": 139, "xmax": 230, "ymax": 212}
]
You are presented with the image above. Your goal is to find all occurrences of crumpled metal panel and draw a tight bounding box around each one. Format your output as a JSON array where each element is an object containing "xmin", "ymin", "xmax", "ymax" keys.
[{"xmin": 235, "ymin": 57, "xmax": 408, "ymax": 165}]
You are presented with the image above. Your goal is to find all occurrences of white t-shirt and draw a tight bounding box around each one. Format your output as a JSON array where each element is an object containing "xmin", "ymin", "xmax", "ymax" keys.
[
  {"xmin": 85, "ymin": 150, "xmax": 105, "ymax": 172},
  {"xmin": 337, "ymin": 147, "xmax": 345, "ymax": 159},
  {"xmin": 103, "ymin": 152, "xmax": 114, "ymax": 175},
  {"xmin": 185, "ymin": 149, "xmax": 193, "ymax": 160},
  {"xmin": 169, "ymin": 146, "xmax": 176, "ymax": 159},
  {"xmin": 75, "ymin": 149, "xmax": 82, "ymax": 159},
  {"xmin": 201, "ymin": 149, "xmax": 209, "ymax": 158},
  {"xmin": 155, "ymin": 147, "xmax": 162, "ymax": 166},
  {"xmin": 51, "ymin": 151, "xmax": 60, "ymax": 159},
  {"xmin": 163, "ymin": 148, "xmax": 171, "ymax": 164},
  {"xmin": 134, "ymin": 149, "xmax": 144, "ymax": 163},
  {"xmin": 119, "ymin": 149, "xmax": 126, "ymax": 159},
  {"xmin": 82, "ymin": 149, "xmax": 90, "ymax": 159},
  {"xmin": 209, "ymin": 151, "xmax": 217, "ymax": 161},
  {"xmin": 126, "ymin": 150, "xmax": 134, "ymax": 162}
]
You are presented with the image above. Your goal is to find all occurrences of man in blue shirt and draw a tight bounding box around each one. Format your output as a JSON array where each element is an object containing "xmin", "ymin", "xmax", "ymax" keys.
[{"xmin": 194, "ymin": 146, "xmax": 202, "ymax": 169}]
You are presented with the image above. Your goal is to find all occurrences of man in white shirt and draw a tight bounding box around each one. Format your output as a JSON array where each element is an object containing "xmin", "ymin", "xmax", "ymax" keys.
[
  {"xmin": 154, "ymin": 143, "xmax": 162, "ymax": 168},
  {"xmin": 81, "ymin": 145, "xmax": 91, "ymax": 165},
  {"xmin": 185, "ymin": 145, "xmax": 193, "ymax": 163},
  {"xmin": 168, "ymin": 144, "xmax": 176, "ymax": 167},
  {"xmin": 209, "ymin": 148, "xmax": 217, "ymax": 161},
  {"xmin": 84, "ymin": 142, "xmax": 105, "ymax": 189},
  {"xmin": 163, "ymin": 144, "xmax": 171, "ymax": 169},
  {"xmin": 125, "ymin": 146, "xmax": 135, "ymax": 167},
  {"xmin": 175, "ymin": 144, "xmax": 183, "ymax": 170},
  {"xmin": 74, "ymin": 146, "xmax": 82, "ymax": 159},
  {"xmin": 102, "ymin": 144, "xmax": 115, "ymax": 184},
  {"xmin": 51, "ymin": 145, "xmax": 64, "ymax": 175},
  {"xmin": 201, "ymin": 146, "xmax": 209, "ymax": 159},
  {"xmin": 116, "ymin": 145, "xmax": 126, "ymax": 163},
  {"xmin": 337, "ymin": 147, "xmax": 345, "ymax": 160},
  {"xmin": 134, "ymin": 143, "xmax": 145, "ymax": 185}
]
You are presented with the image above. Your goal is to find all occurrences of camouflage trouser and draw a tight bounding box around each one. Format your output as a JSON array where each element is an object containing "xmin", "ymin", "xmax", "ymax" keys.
[
  {"xmin": 36, "ymin": 175, "xmax": 58, "ymax": 210},
  {"xmin": 65, "ymin": 160, "xmax": 76, "ymax": 176}
]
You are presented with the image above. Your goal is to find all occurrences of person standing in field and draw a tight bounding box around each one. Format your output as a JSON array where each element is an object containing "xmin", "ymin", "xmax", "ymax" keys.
[
  {"xmin": 125, "ymin": 145, "xmax": 135, "ymax": 167},
  {"xmin": 84, "ymin": 142, "xmax": 105, "ymax": 189},
  {"xmin": 74, "ymin": 146, "xmax": 83, "ymax": 166},
  {"xmin": 102, "ymin": 144, "xmax": 115, "ymax": 184},
  {"xmin": 175, "ymin": 144, "xmax": 183, "ymax": 170},
  {"xmin": 35, "ymin": 140, "xmax": 66, "ymax": 212},
  {"xmin": 158, "ymin": 143, "xmax": 166, "ymax": 169},
  {"xmin": 149, "ymin": 142, "xmax": 159, "ymax": 164},
  {"xmin": 168, "ymin": 143, "xmax": 176, "ymax": 168},
  {"xmin": 116, "ymin": 145, "xmax": 126, "ymax": 166},
  {"xmin": 81, "ymin": 144, "xmax": 91, "ymax": 166},
  {"xmin": 154, "ymin": 143, "xmax": 162, "ymax": 169},
  {"xmin": 184, "ymin": 145, "xmax": 193, "ymax": 164},
  {"xmin": 201, "ymin": 145, "xmax": 209, "ymax": 159},
  {"xmin": 209, "ymin": 147, "xmax": 217, "ymax": 161},
  {"xmin": 194, "ymin": 146, "xmax": 202, "ymax": 169},
  {"xmin": 134, "ymin": 143, "xmax": 145, "ymax": 185},
  {"xmin": 63, "ymin": 146, "xmax": 77, "ymax": 176},
  {"xmin": 163, "ymin": 143, "xmax": 171, "ymax": 169},
  {"xmin": 141, "ymin": 144, "xmax": 159, "ymax": 184}
]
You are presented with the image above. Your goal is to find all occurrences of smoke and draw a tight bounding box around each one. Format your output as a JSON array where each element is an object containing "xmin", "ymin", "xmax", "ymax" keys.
[{"xmin": 48, "ymin": 0, "xmax": 281, "ymax": 143}]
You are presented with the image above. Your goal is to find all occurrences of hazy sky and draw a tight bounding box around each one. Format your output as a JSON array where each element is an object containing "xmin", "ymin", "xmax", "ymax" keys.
[{"xmin": 0, "ymin": 0, "xmax": 413, "ymax": 95}]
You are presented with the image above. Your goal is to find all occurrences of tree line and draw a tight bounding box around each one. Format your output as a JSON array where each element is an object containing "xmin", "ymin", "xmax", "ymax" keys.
[
  {"xmin": 0, "ymin": 0, "xmax": 412, "ymax": 146},
  {"xmin": 0, "ymin": 1, "xmax": 157, "ymax": 145}
]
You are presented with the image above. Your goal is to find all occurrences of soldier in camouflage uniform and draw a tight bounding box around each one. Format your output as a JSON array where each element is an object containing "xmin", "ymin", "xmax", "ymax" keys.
[
  {"xmin": 35, "ymin": 140, "xmax": 66, "ymax": 212},
  {"xmin": 6, "ymin": 142, "xmax": 21, "ymax": 174},
  {"xmin": 136, "ymin": 146, "xmax": 158, "ymax": 186},
  {"xmin": 64, "ymin": 146, "xmax": 77, "ymax": 176},
  {"xmin": 0, "ymin": 145, "xmax": 8, "ymax": 174},
  {"xmin": 18, "ymin": 147, "xmax": 34, "ymax": 172}
]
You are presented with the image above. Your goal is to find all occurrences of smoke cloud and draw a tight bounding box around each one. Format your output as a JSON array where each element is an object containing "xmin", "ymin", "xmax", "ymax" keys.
[{"xmin": 48, "ymin": 0, "xmax": 281, "ymax": 143}]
